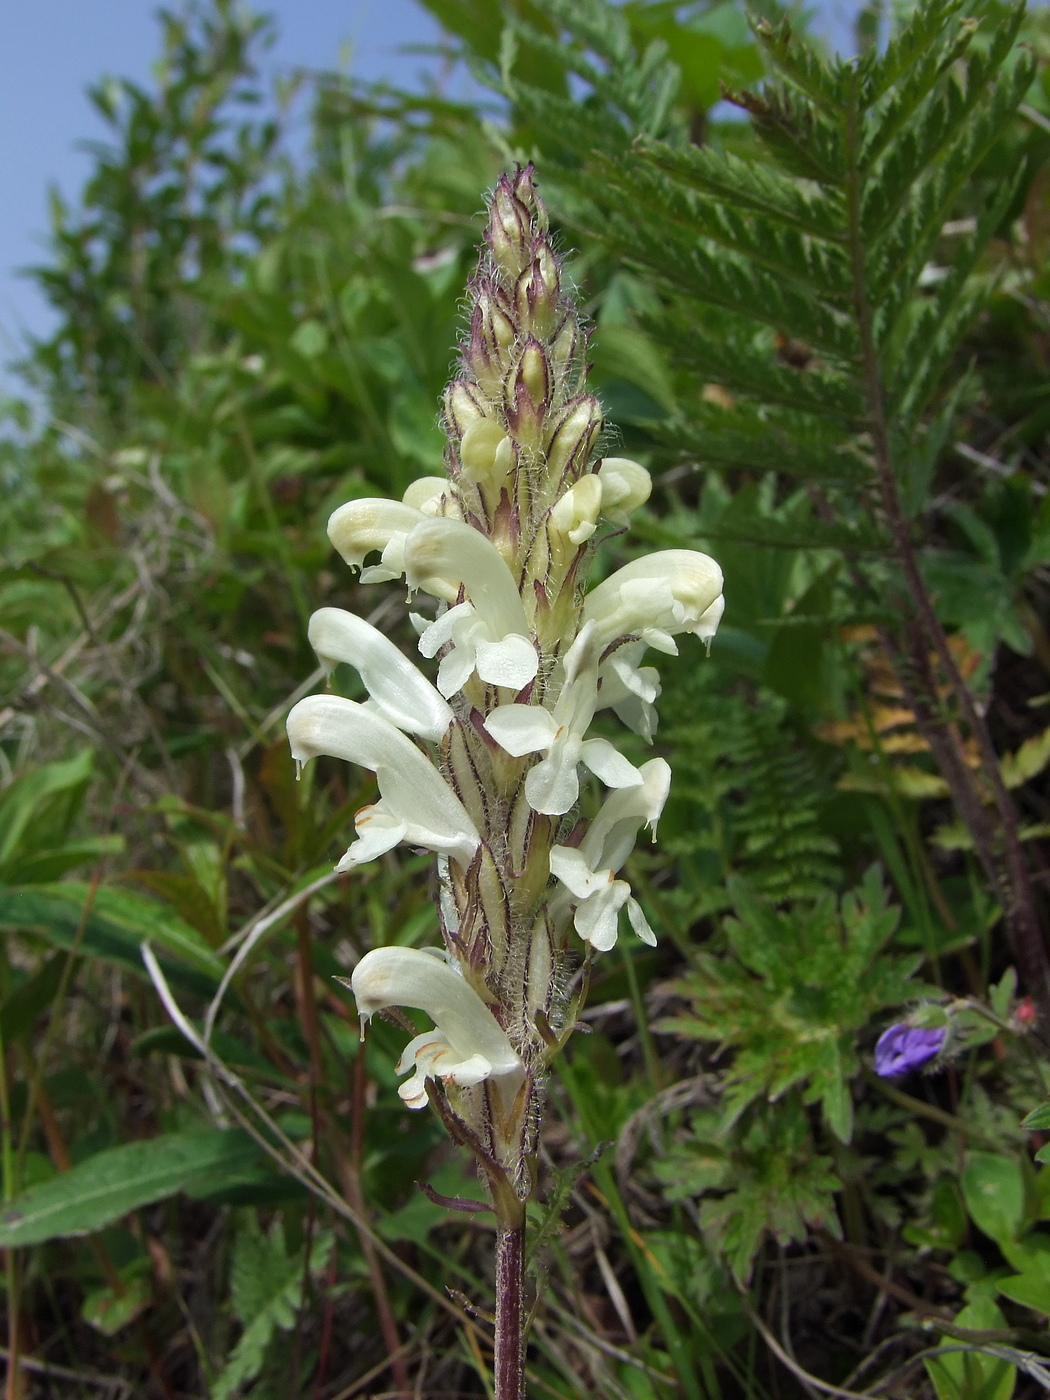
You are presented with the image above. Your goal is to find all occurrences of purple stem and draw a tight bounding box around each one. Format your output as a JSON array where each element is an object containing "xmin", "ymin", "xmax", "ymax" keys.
[{"xmin": 494, "ymin": 1221, "xmax": 525, "ymax": 1400}]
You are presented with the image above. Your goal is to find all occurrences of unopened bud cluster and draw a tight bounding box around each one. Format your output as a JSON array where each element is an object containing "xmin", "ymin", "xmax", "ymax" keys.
[{"xmin": 287, "ymin": 167, "xmax": 724, "ymax": 1195}]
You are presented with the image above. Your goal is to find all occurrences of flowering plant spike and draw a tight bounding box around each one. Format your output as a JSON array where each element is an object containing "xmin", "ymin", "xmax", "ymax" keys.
[{"xmin": 285, "ymin": 166, "xmax": 723, "ymax": 1397}]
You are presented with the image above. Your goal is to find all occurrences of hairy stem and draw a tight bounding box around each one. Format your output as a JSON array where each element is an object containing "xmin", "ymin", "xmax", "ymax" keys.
[{"xmin": 494, "ymin": 1220, "xmax": 526, "ymax": 1400}]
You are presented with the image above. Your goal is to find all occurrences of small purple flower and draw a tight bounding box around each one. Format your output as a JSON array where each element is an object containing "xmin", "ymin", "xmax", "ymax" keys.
[{"xmin": 874, "ymin": 1023, "xmax": 947, "ymax": 1078}]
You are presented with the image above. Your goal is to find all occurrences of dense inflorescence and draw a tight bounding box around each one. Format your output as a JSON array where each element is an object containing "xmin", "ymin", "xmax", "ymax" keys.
[{"xmin": 286, "ymin": 166, "xmax": 723, "ymax": 1197}]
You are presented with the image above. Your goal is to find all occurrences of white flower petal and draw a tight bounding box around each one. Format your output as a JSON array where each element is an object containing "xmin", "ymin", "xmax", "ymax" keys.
[
  {"xmin": 485, "ymin": 705, "xmax": 558, "ymax": 756},
  {"xmin": 351, "ymin": 947, "xmax": 524, "ymax": 1110},
  {"xmin": 581, "ymin": 757, "xmax": 671, "ymax": 874},
  {"xmin": 327, "ymin": 498, "xmax": 424, "ymax": 570},
  {"xmin": 475, "ymin": 634, "xmax": 539, "ymax": 690},
  {"xmin": 575, "ymin": 881, "xmax": 630, "ymax": 952},
  {"xmin": 579, "ymin": 737, "xmax": 642, "ymax": 790},
  {"xmin": 418, "ymin": 601, "xmax": 475, "ymax": 659},
  {"xmin": 584, "ymin": 549, "xmax": 723, "ymax": 648},
  {"xmin": 627, "ymin": 896, "xmax": 657, "ymax": 947},
  {"xmin": 287, "ymin": 695, "xmax": 479, "ymax": 868},
  {"xmin": 307, "ymin": 608, "xmax": 453, "ymax": 741},
  {"xmin": 404, "ymin": 518, "xmax": 530, "ymax": 639},
  {"xmin": 524, "ymin": 749, "xmax": 581, "ymax": 816},
  {"xmin": 436, "ymin": 645, "xmax": 477, "ymax": 699},
  {"xmin": 597, "ymin": 458, "xmax": 651, "ymax": 523},
  {"xmin": 549, "ymin": 845, "xmax": 603, "ymax": 900},
  {"xmin": 335, "ymin": 805, "xmax": 406, "ymax": 871}
]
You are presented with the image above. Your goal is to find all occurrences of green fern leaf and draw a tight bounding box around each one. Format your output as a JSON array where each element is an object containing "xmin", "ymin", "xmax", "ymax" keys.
[
  {"xmin": 636, "ymin": 140, "xmax": 846, "ymax": 243},
  {"xmin": 856, "ymin": 0, "xmax": 966, "ymax": 107}
]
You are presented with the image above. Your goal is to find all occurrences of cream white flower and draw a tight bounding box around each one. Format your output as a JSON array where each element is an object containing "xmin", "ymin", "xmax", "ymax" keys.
[
  {"xmin": 327, "ymin": 498, "xmax": 458, "ymax": 598},
  {"xmin": 351, "ymin": 946, "xmax": 523, "ymax": 1109},
  {"xmin": 549, "ymin": 758, "xmax": 671, "ymax": 951},
  {"xmin": 597, "ymin": 457, "xmax": 652, "ymax": 525},
  {"xmin": 405, "ymin": 518, "xmax": 539, "ymax": 696},
  {"xmin": 597, "ymin": 641, "xmax": 662, "ymax": 742},
  {"xmin": 549, "ymin": 475, "xmax": 602, "ymax": 550},
  {"xmin": 458, "ymin": 417, "xmax": 514, "ymax": 486},
  {"xmin": 306, "ymin": 608, "xmax": 453, "ymax": 741},
  {"xmin": 286, "ymin": 694, "xmax": 479, "ymax": 870},
  {"xmin": 584, "ymin": 549, "xmax": 724, "ymax": 653},
  {"xmin": 485, "ymin": 622, "xmax": 642, "ymax": 816}
]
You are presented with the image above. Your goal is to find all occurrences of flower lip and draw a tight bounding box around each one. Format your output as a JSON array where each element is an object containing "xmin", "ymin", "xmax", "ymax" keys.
[
  {"xmin": 873, "ymin": 1023, "xmax": 946, "ymax": 1078},
  {"xmin": 485, "ymin": 621, "xmax": 641, "ymax": 816}
]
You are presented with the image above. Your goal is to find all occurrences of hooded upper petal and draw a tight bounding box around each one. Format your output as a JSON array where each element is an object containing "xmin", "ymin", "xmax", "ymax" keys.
[
  {"xmin": 350, "ymin": 946, "xmax": 524, "ymax": 1107},
  {"xmin": 307, "ymin": 608, "xmax": 454, "ymax": 741},
  {"xmin": 327, "ymin": 499, "xmax": 458, "ymax": 599},
  {"xmin": 403, "ymin": 518, "xmax": 532, "ymax": 641},
  {"xmin": 584, "ymin": 550, "xmax": 723, "ymax": 648},
  {"xmin": 287, "ymin": 694, "xmax": 479, "ymax": 868}
]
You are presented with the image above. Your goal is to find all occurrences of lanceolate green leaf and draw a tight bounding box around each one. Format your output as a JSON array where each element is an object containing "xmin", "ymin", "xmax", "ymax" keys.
[
  {"xmin": 0, "ymin": 1130, "xmax": 263, "ymax": 1246},
  {"xmin": 0, "ymin": 882, "xmax": 222, "ymax": 988}
]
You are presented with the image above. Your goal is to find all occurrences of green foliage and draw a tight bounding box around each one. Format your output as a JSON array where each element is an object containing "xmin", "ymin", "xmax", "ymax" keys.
[
  {"xmin": 654, "ymin": 1096, "xmax": 842, "ymax": 1284},
  {"xmin": 214, "ymin": 1213, "xmax": 333, "ymax": 1400},
  {"xmin": 4, "ymin": 0, "xmax": 1050, "ymax": 1394},
  {"xmin": 0, "ymin": 1128, "xmax": 262, "ymax": 1246},
  {"xmin": 660, "ymin": 869, "xmax": 918, "ymax": 1145}
]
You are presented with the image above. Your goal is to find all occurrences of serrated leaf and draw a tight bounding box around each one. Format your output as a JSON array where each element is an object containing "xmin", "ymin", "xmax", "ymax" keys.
[
  {"xmin": 0, "ymin": 1129, "xmax": 262, "ymax": 1246},
  {"xmin": 214, "ymin": 1218, "xmax": 333, "ymax": 1400},
  {"xmin": 637, "ymin": 139, "xmax": 844, "ymax": 242},
  {"xmin": 857, "ymin": 0, "xmax": 966, "ymax": 107}
]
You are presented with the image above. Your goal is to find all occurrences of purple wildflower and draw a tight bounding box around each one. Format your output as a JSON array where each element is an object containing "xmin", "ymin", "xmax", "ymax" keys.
[{"xmin": 874, "ymin": 1023, "xmax": 946, "ymax": 1078}]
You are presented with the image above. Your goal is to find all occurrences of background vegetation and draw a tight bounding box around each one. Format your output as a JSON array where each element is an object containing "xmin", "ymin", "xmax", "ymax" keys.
[{"xmin": 4, "ymin": 0, "xmax": 1050, "ymax": 1395}]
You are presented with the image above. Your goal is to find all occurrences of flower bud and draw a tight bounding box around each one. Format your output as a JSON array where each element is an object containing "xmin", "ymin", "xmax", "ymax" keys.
[
  {"xmin": 550, "ymin": 475, "xmax": 602, "ymax": 550},
  {"xmin": 505, "ymin": 339, "xmax": 550, "ymax": 451},
  {"xmin": 486, "ymin": 167, "xmax": 540, "ymax": 279},
  {"xmin": 545, "ymin": 397, "xmax": 602, "ymax": 481},
  {"xmin": 468, "ymin": 294, "xmax": 516, "ymax": 396},
  {"xmin": 598, "ymin": 458, "xmax": 652, "ymax": 524},
  {"xmin": 445, "ymin": 380, "xmax": 485, "ymax": 440},
  {"xmin": 514, "ymin": 240, "xmax": 560, "ymax": 337},
  {"xmin": 459, "ymin": 417, "xmax": 513, "ymax": 486}
]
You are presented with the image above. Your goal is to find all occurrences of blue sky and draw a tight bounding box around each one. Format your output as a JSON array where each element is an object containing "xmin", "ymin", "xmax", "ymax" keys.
[
  {"xmin": 0, "ymin": 0, "xmax": 865, "ymax": 370},
  {"xmin": 0, "ymin": 0, "xmax": 455, "ymax": 363}
]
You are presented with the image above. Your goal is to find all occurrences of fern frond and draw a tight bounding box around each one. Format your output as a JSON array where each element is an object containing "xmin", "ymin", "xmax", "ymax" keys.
[
  {"xmin": 857, "ymin": 15, "xmax": 979, "ymax": 171},
  {"xmin": 617, "ymin": 221, "xmax": 857, "ymax": 359},
  {"xmin": 728, "ymin": 81, "xmax": 846, "ymax": 186},
  {"xmin": 862, "ymin": 38, "xmax": 1036, "ymax": 245},
  {"xmin": 656, "ymin": 314, "xmax": 863, "ymax": 423},
  {"xmin": 856, "ymin": 0, "xmax": 966, "ymax": 107},
  {"xmin": 655, "ymin": 406, "xmax": 871, "ymax": 485},
  {"xmin": 636, "ymin": 140, "xmax": 846, "ymax": 243},
  {"xmin": 866, "ymin": 52, "xmax": 1034, "ymax": 297},
  {"xmin": 599, "ymin": 155, "xmax": 852, "ymax": 300},
  {"xmin": 751, "ymin": 18, "xmax": 853, "ymax": 116}
]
